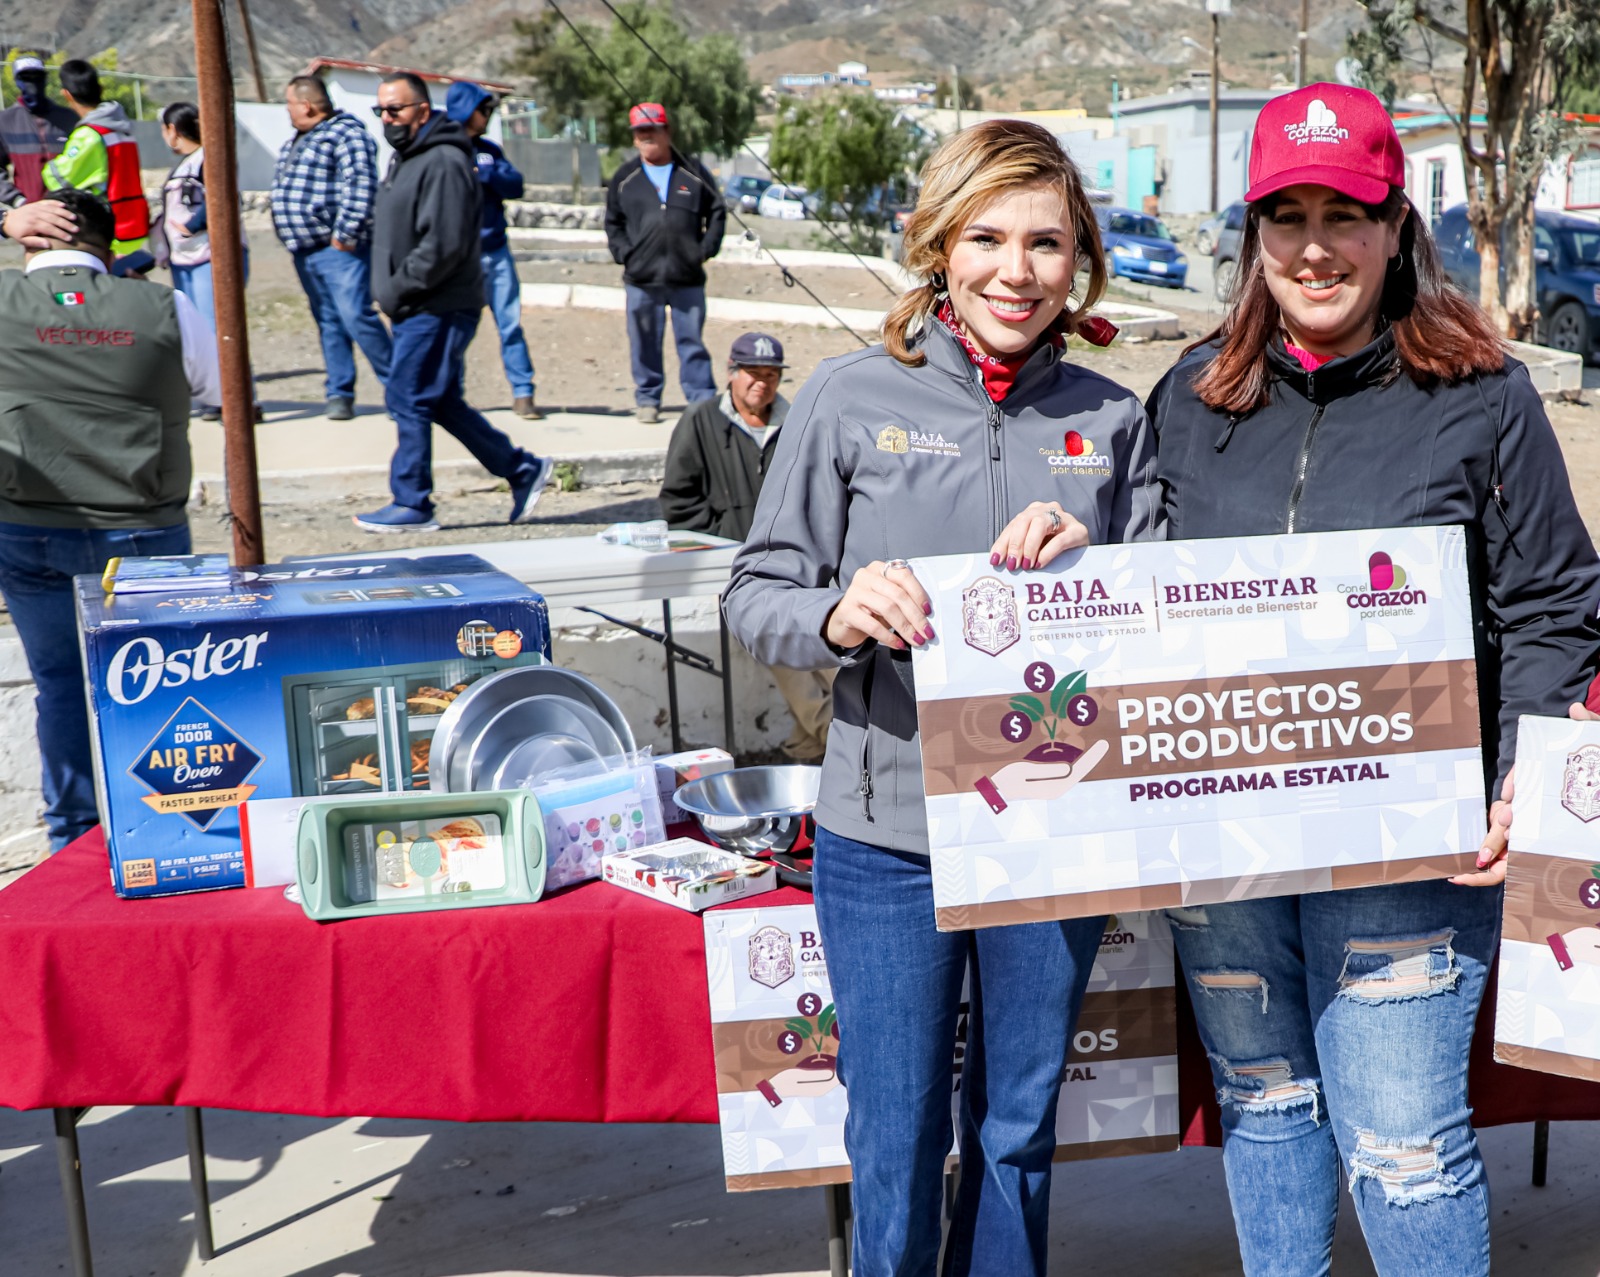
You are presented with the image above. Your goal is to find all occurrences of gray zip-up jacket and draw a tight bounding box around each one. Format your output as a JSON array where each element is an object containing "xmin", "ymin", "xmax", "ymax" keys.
[{"xmin": 723, "ymin": 321, "xmax": 1163, "ymax": 853}]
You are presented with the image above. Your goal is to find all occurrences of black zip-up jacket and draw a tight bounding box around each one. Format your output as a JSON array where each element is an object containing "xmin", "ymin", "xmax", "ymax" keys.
[
  {"xmin": 371, "ymin": 115, "xmax": 484, "ymax": 320},
  {"xmin": 604, "ymin": 150, "xmax": 725, "ymax": 289},
  {"xmin": 1147, "ymin": 331, "xmax": 1600, "ymax": 791},
  {"xmin": 659, "ymin": 394, "xmax": 779, "ymax": 540}
]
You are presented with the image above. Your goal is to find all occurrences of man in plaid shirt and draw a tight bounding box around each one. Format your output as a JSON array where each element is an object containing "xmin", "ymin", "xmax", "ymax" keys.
[{"xmin": 272, "ymin": 75, "xmax": 392, "ymax": 420}]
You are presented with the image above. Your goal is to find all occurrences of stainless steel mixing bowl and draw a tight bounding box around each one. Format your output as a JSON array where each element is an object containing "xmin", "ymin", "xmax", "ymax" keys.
[{"xmin": 672, "ymin": 765, "xmax": 821, "ymax": 855}]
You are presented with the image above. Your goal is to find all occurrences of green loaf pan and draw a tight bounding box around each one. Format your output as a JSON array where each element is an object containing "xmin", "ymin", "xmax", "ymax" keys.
[{"xmin": 295, "ymin": 790, "xmax": 545, "ymax": 922}]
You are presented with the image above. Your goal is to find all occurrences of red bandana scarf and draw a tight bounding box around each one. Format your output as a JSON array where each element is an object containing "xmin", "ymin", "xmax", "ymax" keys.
[{"xmin": 934, "ymin": 299, "xmax": 1119, "ymax": 403}]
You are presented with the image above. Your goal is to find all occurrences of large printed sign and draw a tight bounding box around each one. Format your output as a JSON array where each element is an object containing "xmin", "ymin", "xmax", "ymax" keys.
[
  {"xmin": 702, "ymin": 904, "xmax": 1178, "ymax": 1192},
  {"xmin": 1496, "ymin": 716, "xmax": 1600, "ymax": 1082},
  {"xmin": 911, "ymin": 527, "xmax": 1483, "ymax": 930}
]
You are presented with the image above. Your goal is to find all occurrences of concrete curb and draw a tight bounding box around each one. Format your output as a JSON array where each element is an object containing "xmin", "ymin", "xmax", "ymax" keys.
[{"xmin": 192, "ymin": 448, "xmax": 667, "ymax": 508}]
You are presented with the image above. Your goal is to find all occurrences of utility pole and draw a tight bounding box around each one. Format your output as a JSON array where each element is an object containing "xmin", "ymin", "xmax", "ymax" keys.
[
  {"xmin": 192, "ymin": 0, "xmax": 264, "ymax": 564},
  {"xmin": 236, "ymin": 0, "xmax": 268, "ymax": 101},
  {"xmin": 1207, "ymin": 0, "xmax": 1228, "ymax": 212},
  {"xmin": 952, "ymin": 63, "xmax": 962, "ymax": 132},
  {"xmin": 1298, "ymin": 0, "xmax": 1309, "ymax": 88}
]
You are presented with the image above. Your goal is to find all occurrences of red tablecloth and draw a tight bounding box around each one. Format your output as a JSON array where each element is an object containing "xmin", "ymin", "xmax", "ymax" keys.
[{"xmin": 3, "ymin": 833, "xmax": 1599, "ymax": 1139}]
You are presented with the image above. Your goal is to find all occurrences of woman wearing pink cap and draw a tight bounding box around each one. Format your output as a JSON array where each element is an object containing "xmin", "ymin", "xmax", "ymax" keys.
[{"xmin": 1147, "ymin": 83, "xmax": 1600, "ymax": 1275}]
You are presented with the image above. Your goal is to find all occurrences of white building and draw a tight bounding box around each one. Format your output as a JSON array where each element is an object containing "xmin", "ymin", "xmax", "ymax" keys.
[
  {"xmin": 1394, "ymin": 111, "xmax": 1600, "ymax": 225},
  {"xmin": 233, "ymin": 57, "xmax": 512, "ymax": 191}
]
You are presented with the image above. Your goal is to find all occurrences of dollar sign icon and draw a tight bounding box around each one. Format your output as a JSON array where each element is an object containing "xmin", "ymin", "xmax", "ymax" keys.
[
  {"xmin": 1580, "ymin": 878, "xmax": 1600, "ymax": 910},
  {"xmin": 779, "ymin": 1031, "xmax": 803, "ymax": 1054},
  {"xmin": 1024, "ymin": 661, "xmax": 1055, "ymax": 692},
  {"xmin": 1001, "ymin": 710, "xmax": 1032, "ymax": 743},
  {"xmin": 1067, "ymin": 694, "xmax": 1099, "ymax": 727}
]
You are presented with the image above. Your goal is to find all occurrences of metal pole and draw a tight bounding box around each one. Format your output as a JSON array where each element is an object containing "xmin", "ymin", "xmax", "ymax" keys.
[
  {"xmin": 663, "ymin": 601, "xmax": 684, "ymax": 754},
  {"xmin": 184, "ymin": 1109, "xmax": 216, "ymax": 1260},
  {"xmin": 1532, "ymin": 1118, "xmax": 1550, "ymax": 1187},
  {"xmin": 235, "ymin": 0, "xmax": 268, "ymax": 101},
  {"xmin": 1209, "ymin": 12, "xmax": 1220, "ymax": 212},
  {"xmin": 823, "ymin": 1183, "xmax": 850, "ymax": 1277},
  {"xmin": 719, "ymin": 608, "xmax": 736, "ymax": 757},
  {"xmin": 1298, "ymin": 0, "xmax": 1309, "ymax": 89},
  {"xmin": 53, "ymin": 1107, "xmax": 95, "ymax": 1277},
  {"xmin": 132, "ymin": 78, "xmax": 142, "ymax": 122},
  {"xmin": 193, "ymin": 0, "xmax": 265, "ymax": 565},
  {"xmin": 952, "ymin": 63, "xmax": 962, "ymax": 132}
]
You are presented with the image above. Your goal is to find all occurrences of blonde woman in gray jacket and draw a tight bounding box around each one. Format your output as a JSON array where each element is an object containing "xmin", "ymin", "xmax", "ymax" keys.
[{"xmin": 724, "ymin": 119, "xmax": 1162, "ymax": 1276}]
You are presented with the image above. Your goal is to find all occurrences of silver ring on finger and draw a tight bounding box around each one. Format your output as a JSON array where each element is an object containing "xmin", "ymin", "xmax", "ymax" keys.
[
  {"xmin": 882, "ymin": 557, "xmax": 911, "ymax": 576},
  {"xmin": 1047, "ymin": 508, "xmax": 1062, "ymax": 531}
]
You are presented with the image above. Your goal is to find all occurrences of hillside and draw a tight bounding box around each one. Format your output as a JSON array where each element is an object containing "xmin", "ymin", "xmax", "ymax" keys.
[{"xmin": 0, "ymin": 0, "xmax": 1365, "ymax": 110}]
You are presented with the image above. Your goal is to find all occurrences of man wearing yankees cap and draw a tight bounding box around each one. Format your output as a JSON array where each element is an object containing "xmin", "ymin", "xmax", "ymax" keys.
[
  {"xmin": 659, "ymin": 331, "xmax": 834, "ymax": 761},
  {"xmin": 603, "ymin": 101, "xmax": 725, "ymax": 424}
]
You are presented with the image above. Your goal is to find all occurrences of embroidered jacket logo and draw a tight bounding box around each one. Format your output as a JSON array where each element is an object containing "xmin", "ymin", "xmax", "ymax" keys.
[
  {"xmin": 1282, "ymin": 98, "xmax": 1349, "ymax": 146},
  {"xmin": 1040, "ymin": 430, "xmax": 1111, "ymax": 474},
  {"xmin": 877, "ymin": 425, "xmax": 909, "ymax": 454}
]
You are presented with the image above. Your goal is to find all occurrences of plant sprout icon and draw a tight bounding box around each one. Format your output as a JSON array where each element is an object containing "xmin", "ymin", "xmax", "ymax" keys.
[
  {"xmin": 779, "ymin": 998, "xmax": 838, "ymax": 1068},
  {"xmin": 758, "ymin": 994, "xmax": 843, "ymax": 1105},
  {"xmin": 1007, "ymin": 666, "xmax": 1091, "ymax": 744},
  {"xmin": 988, "ymin": 662, "xmax": 1109, "ymax": 803}
]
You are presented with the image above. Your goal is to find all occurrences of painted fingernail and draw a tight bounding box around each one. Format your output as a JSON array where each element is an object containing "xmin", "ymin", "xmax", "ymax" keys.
[
  {"xmin": 924, "ymin": 625, "xmax": 937, "ymax": 642},
  {"xmin": 923, "ymin": 600, "xmax": 933, "ymax": 615},
  {"xmin": 1007, "ymin": 556, "xmax": 1017, "ymax": 571},
  {"xmin": 990, "ymin": 553, "xmax": 1000, "ymax": 567},
  {"xmin": 1020, "ymin": 557, "xmax": 1032, "ymax": 571}
]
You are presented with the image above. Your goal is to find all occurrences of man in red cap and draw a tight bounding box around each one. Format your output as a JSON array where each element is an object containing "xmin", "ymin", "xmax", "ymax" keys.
[{"xmin": 604, "ymin": 102, "xmax": 725, "ymax": 424}]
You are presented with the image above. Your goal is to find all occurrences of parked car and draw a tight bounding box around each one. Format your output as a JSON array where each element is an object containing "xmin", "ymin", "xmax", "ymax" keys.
[
  {"xmin": 1435, "ymin": 203, "xmax": 1600, "ymax": 361},
  {"xmin": 1094, "ymin": 206, "xmax": 1188, "ymax": 288},
  {"xmin": 1210, "ymin": 201, "xmax": 1248, "ymax": 300},
  {"xmin": 757, "ymin": 183, "xmax": 813, "ymax": 220},
  {"xmin": 1195, "ymin": 205, "xmax": 1228, "ymax": 256},
  {"xmin": 723, "ymin": 175, "xmax": 773, "ymax": 214}
]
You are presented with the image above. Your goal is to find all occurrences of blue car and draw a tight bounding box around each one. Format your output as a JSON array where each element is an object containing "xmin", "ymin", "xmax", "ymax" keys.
[
  {"xmin": 1435, "ymin": 204, "xmax": 1600, "ymax": 361},
  {"xmin": 1094, "ymin": 206, "xmax": 1188, "ymax": 288}
]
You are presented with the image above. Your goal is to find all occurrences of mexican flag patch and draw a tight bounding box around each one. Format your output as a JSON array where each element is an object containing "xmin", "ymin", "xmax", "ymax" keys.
[{"xmin": 54, "ymin": 291, "xmax": 85, "ymax": 306}]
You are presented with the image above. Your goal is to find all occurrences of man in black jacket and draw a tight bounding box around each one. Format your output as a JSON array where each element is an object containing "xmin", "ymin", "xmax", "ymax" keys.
[
  {"xmin": 355, "ymin": 71, "xmax": 549, "ymax": 533},
  {"xmin": 604, "ymin": 103, "xmax": 725, "ymax": 424},
  {"xmin": 659, "ymin": 332, "xmax": 833, "ymax": 761}
]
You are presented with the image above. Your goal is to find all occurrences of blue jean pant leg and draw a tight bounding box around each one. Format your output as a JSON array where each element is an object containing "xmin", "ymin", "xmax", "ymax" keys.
[
  {"xmin": 945, "ymin": 910, "xmax": 1104, "ymax": 1277},
  {"xmin": 624, "ymin": 283, "xmax": 666, "ymax": 407},
  {"xmin": 296, "ymin": 245, "xmax": 392, "ymax": 399},
  {"xmin": 0, "ymin": 522, "xmax": 191, "ymax": 850},
  {"xmin": 664, "ymin": 284, "xmax": 715, "ymax": 403},
  {"xmin": 387, "ymin": 310, "xmax": 523, "ymax": 512},
  {"xmin": 813, "ymin": 826, "xmax": 1099, "ymax": 1277},
  {"xmin": 171, "ymin": 260, "xmax": 215, "ymax": 332},
  {"xmin": 481, "ymin": 244, "xmax": 535, "ymax": 398},
  {"xmin": 1303, "ymin": 880, "xmax": 1497, "ymax": 1277},
  {"xmin": 1170, "ymin": 882, "xmax": 1498, "ymax": 1277}
]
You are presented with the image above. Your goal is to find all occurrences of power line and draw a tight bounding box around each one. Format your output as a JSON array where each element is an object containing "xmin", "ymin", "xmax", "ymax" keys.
[
  {"xmin": 542, "ymin": 0, "xmax": 877, "ymax": 347},
  {"xmin": 591, "ymin": 0, "xmax": 900, "ymax": 299}
]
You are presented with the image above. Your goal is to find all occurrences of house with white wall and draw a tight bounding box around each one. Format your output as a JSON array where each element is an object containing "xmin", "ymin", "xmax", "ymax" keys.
[{"xmin": 1395, "ymin": 110, "xmax": 1600, "ymax": 225}]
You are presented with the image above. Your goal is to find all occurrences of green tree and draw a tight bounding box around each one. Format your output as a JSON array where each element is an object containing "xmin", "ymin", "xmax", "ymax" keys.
[
  {"xmin": 933, "ymin": 73, "xmax": 983, "ymax": 111},
  {"xmin": 505, "ymin": 3, "xmax": 757, "ymax": 157},
  {"xmin": 1351, "ymin": 0, "xmax": 1600, "ymax": 339},
  {"xmin": 1, "ymin": 50, "xmax": 156, "ymax": 120},
  {"xmin": 768, "ymin": 91, "xmax": 920, "ymax": 249}
]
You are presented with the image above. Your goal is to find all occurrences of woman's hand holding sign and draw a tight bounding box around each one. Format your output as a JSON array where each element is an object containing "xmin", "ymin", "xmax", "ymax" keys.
[{"xmin": 827, "ymin": 560, "xmax": 934, "ymax": 651}]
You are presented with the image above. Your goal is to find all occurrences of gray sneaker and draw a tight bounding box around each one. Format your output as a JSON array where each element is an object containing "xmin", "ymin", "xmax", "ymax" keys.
[
  {"xmin": 636, "ymin": 404, "xmax": 660, "ymax": 424},
  {"xmin": 326, "ymin": 397, "xmax": 355, "ymax": 421}
]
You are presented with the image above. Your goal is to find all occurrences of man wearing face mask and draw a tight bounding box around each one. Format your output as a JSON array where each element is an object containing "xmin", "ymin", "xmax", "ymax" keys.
[
  {"xmin": 358, "ymin": 71, "xmax": 549, "ymax": 532},
  {"xmin": 0, "ymin": 55, "xmax": 79, "ymax": 208}
]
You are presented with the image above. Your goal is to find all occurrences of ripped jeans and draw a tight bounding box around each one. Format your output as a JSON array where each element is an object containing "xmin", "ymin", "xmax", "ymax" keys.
[{"xmin": 1168, "ymin": 879, "xmax": 1501, "ymax": 1277}]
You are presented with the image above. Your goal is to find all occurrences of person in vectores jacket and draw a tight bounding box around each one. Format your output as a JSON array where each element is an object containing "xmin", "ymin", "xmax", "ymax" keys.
[
  {"xmin": 44, "ymin": 60, "xmax": 148, "ymax": 260},
  {"xmin": 0, "ymin": 189, "xmax": 219, "ymax": 852},
  {"xmin": 1144, "ymin": 83, "xmax": 1600, "ymax": 1277},
  {"xmin": 0, "ymin": 54, "xmax": 79, "ymax": 208},
  {"xmin": 723, "ymin": 121, "xmax": 1162, "ymax": 1275},
  {"xmin": 660, "ymin": 331, "xmax": 834, "ymax": 762},
  {"xmin": 604, "ymin": 102, "xmax": 724, "ymax": 424},
  {"xmin": 355, "ymin": 72, "xmax": 550, "ymax": 533},
  {"xmin": 444, "ymin": 81, "xmax": 542, "ymax": 420}
]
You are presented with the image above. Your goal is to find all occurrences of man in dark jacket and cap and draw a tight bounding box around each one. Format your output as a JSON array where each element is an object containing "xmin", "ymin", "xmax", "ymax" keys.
[
  {"xmin": 0, "ymin": 55, "xmax": 77, "ymax": 208},
  {"xmin": 444, "ymin": 80, "xmax": 541, "ymax": 420},
  {"xmin": 356, "ymin": 71, "xmax": 550, "ymax": 533},
  {"xmin": 604, "ymin": 102, "xmax": 725, "ymax": 424},
  {"xmin": 658, "ymin": 332, "xmax": 833, "ymax": 761}
]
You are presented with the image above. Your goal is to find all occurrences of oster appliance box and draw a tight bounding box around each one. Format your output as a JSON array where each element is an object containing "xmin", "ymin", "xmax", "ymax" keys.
[{"xmin": 77, "ymin": 555, "xmax": 552, "ymax": 898}]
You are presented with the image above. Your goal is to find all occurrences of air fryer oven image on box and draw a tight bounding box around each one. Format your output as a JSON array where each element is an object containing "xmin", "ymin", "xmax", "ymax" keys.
[{"xmin": 79, "ymin": 554, "xmax": 552, "ymax": 899}]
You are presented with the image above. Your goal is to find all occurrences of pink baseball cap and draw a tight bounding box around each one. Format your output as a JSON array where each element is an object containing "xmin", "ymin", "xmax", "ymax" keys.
[
  {"xmin": 629, "ymin": 102, "xmax": 669, "ymax": 130},
  {"xmin": 1246, "ymin": 83, "xmax": 1405, "ymax": 206}
]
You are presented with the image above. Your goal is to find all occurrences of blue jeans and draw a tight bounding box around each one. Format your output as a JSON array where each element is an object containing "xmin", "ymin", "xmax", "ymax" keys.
[
  {"xmin": 481, "ymin": 243, "xmax": 535, "ymax": 398},
  {"xmin": 292, "ymin": 244, "xmax": 393, "ymax": 401},
  {"xmin": 623, "ymin": 282, "xmax": 715, "ymax": 407},
  {"xmin": 171, "ymin": 249, "xmax": 250, "ymax": 333},
  {"xmin": 387, "ymin": 309, "xmax": 527, "ymax": 513},
  {"xmin": 813, "ymin": 826, "xmax": 1104, "ymax": 1276},
  {"xmin": 1169, "ymin": 879, "xmax": 1500, "ymax": 1277},
  {"xmin": 0, "ymin": 521, "xmax": 191, "ymax": 850}
]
